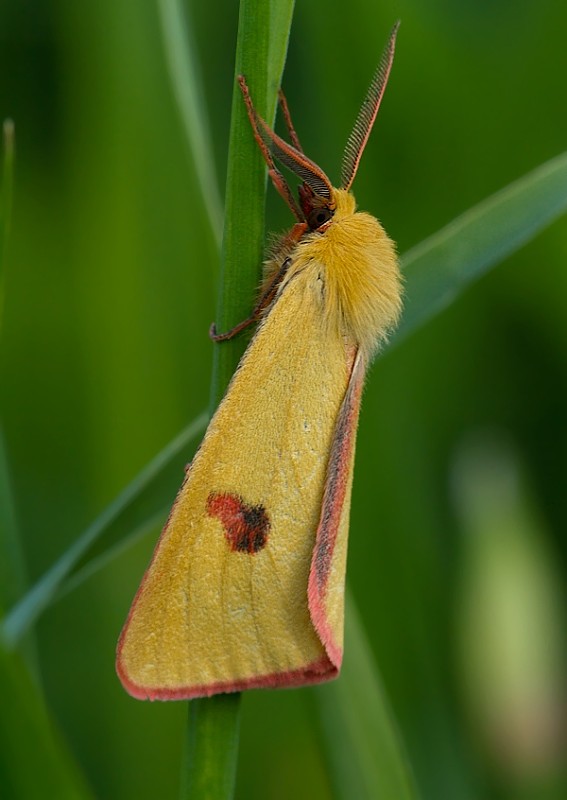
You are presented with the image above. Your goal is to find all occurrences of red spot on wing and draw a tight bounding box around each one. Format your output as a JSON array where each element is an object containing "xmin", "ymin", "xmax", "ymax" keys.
[{"xmin": 206, "ymin": 492, "xmax": 270, "ymax": 554}]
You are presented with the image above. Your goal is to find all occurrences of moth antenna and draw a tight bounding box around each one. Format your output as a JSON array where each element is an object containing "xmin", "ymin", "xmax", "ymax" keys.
[
  {"xmin": 239, "ymin": 77, "xmax": 333, "ymax": 202},
  {"xmin": 238, "ymin": 76, "xmax": 304, "ymax": 220},
  {"xmin": 341, "ymin": 21, "xmax": 399, "ymax": 191},
  {"xmin": 260, "ymin": 123, "xmax": 333, "ymax": 200}
]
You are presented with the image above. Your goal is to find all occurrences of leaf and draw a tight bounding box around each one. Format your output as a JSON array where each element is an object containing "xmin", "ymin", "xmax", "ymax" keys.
[
  {"xmin": 0, "ymin": 118, "xmax": 15, "ymax": 333},
  {"xmin": 0, "ymin": 429, "xmax": 28, "ymax": 626},
  {"xmin": 0, "ymin": 425, "xmax": 37, "ymax": 674},
  {"xmin": 392, "ymin": 151, "xmax": 567, "ymax": 348},
  {"xmin": 0, "ymin": 125, "xmax": 20, "ymax": 609},
  {"xmin": 0, "ymin": 124, "xmax": 33, "ymax": 646}
]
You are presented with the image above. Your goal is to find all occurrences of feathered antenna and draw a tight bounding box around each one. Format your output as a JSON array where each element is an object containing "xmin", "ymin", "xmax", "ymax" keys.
[{"xmin": 341, "ymin": 22, "xmax": 399, "ymax": 191}]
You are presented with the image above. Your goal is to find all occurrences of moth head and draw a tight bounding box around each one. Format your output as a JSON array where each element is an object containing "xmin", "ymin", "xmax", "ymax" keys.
[{"xmin": 238, "ymin": 21, "xmax": 399, "ymax": 232}]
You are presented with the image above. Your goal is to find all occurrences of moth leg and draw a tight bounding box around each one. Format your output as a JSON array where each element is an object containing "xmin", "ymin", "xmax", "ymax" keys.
[
  {"xmin": 211, "ymin": 216, "xmax": 310, "ymax": 342},
  {"xmin": 278, "ymin": 89, "xmax": 304, "ymax": 153},
  {"xmin": 210, "ymin": 256, "xmax": 293, "ymax": 342},
  {"xmin": 238, "ymin": 76, "xmax": 304, "ymax": 222}
]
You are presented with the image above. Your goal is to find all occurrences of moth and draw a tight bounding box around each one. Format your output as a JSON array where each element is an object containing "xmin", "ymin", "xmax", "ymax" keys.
[{"xmin": 117, "ymin": 23, "xmax": 402, "ymax": 700}]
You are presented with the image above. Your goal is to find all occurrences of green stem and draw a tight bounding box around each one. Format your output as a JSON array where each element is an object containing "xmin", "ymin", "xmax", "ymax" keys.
[
  {"xmin": 210, "ymin": 0, "xmax": 295, "ymax": 409},
  {"xmin": 0, "ymin": 118, "xmax": 15, "ymax": 335},
  {"xmin": 182, "ymin": 694, "xmax": 242, "ymax": 800},
  {"xmin": 0, "ymin": 123, "xmax": 20, "ymax": 604},
  {"xmin": 182, "ymin": 1, "xmax": 295, "ymax": 798},
  {"xmin": 0, "ymin": 121, "xmax": 32, "ymax": 655},
  {"xmin": 209, "ymin": 5, "xmax": 270, "ymax": 409}
]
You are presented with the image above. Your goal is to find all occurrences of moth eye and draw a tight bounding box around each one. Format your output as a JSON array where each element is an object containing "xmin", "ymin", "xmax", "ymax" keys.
[{"xmin": 308, "ymin": 207, "xmax": 333, "ymax": 230}]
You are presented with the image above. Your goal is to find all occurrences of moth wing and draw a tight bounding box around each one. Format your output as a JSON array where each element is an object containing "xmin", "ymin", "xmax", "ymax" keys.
[
  {"xmin": 309, "ymin": 351, "xmax": 365, "ymax": 667},
  {"xmin": 116, "ymin": 264, "xmax": 353, "ymax": 700}
]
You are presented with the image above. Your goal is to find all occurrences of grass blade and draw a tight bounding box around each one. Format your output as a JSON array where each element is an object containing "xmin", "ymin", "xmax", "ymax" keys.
[
  {"xmin": 0, "ymin": 118, "xmax": 14, "ymax": 334},
  {"xmin": 0, "ymin": 122, "xmax": 22, "ymax": 606},
  {"xmin": 0, "ymin": 121, "xmax": 32, "ymax": 650},
  {"xmin": 184, "ymin": 1, "xmax": 296, "ymax": 797},
  {"xmin": 156, "ymin": 0, "xmax": 223, "ymax": 246},
  {"xmin": 392, "ymin": 151, "xmax": 567, "ymax": 348},
  {"xmin": 57, "ymin": 507, "xmax": 168, "ymax": 600},
  {"xmin": 0, "ymin": 428, "xmax": 26, "ymax": 614},
  {"xmin": 210, "ymin": 1, "xmax": 284, "ymax": 407},
  {"xmin": 317, "ymin": 592, "xmax": 419, "ymax": 800},
  {"xmin": 181, "ymin": 694, "xmax": 241, "ymax": 800}
]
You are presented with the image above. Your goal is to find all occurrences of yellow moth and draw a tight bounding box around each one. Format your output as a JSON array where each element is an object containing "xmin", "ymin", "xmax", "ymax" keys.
[{"xmin": 117, "ymin": 24, "xmax": 402, "ymax": 700}]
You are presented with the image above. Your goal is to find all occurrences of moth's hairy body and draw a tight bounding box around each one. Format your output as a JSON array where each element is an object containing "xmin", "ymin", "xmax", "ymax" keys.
[{"xmin": 265, "ymin": 189, "xmax": 401, "ymax": 361}]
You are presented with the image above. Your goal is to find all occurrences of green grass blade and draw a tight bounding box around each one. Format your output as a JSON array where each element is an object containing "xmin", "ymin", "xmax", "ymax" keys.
[
  {"xmin": 392, "ymin": 151, "xmax": 567, "ymax": 348},
  {"xmin": 209, "ymin": 0, "xmax": 295, "ymax": 409},
  {"xmin": 0, "ymin": 428, "xmax": 26, "ymax": 613},
  {"xmin": 0, "ymin": 122, "xmax": 21, "ymax": 606},
  {"xmin": 210, "ymin": 4, "xmax": 272, "ymax": 407},
  {"xmin": 181, "ymin": 694, "xmax": 241, "ymax": 800},
  {"xmin": 317, "ymin": 592, "xmax": 419, "ymax": 800},
  {"xmin": 1, "ymin": 412, "xmax": 207, "ymax": 648},
  {"xmin": 156, "ymin": 0, "xmax": 223, "ymax": 247},
  {"xmin": 56, "ymin": 507, "xmax": 168, "ymax": 599},
  {"xmin": 185, "ymin": 1, "xmax": 296, "ymax": 798},
  {"xmin": 0, "ymin": 645, "xmax": 93, "ymax": 800},
  {"xmin": 0, "ymin": 123, "xmax": 39, "ymax": 669},
  {"xmin": 0, "ymin": 118, "xmax": 15, "ymax": 333}
]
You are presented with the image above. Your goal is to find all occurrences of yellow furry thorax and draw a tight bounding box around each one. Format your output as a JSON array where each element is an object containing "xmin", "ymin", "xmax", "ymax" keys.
[{"xmin": 289, "ymin": 187, "xmax": 402, "ymax": 360}]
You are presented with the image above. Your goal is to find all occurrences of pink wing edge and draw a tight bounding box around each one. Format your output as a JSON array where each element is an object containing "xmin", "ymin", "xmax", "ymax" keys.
[
  {"xmin": 307, "ymin": 348, "xmax": 365, "ymax": 670},
  {"xmin": 116, "ymin": 350, "xmax": 365, "ymax": 701}
]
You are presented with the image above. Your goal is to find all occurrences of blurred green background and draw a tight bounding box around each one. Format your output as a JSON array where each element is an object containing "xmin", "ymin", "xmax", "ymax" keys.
[{"xmin": 1, "ymin": 0, "xmax": 566, "ymax": 798}]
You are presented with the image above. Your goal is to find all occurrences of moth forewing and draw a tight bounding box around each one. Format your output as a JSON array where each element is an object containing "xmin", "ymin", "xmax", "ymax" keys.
[{"xmin": 117, "ymin": 24, "xmax": 402, "ymax": 701}]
